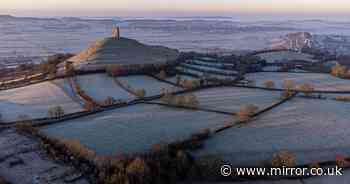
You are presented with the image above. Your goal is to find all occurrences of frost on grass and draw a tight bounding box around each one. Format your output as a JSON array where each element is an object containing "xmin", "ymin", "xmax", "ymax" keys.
[
  {"xmin": 194, "ymin": 98, "xmax": 350, "ymax": 166},
  {"xmin": 117, "ymin": 75, "xmax": 182, "ymax": 97},
  {"xmin": 256, "ymin": 51, "xmax": 317, "ymax": 63},
  {"xmin": 191, "ymin": 87, "xmax": 280, "ymax": 113},
  {"xmin": 0, "ymin": 82, "xmax": 83, "ymax": 122},
  {"xmin": 41, "ymin": 104, "xmax": 232, "ymax": 155},
  {"xmin": 246, "ymin": 72, "xmax": 350, "ymax": 91},
  {"xmin": 75, "ymin": 73, "xmax": 134, "ymax": 103}
]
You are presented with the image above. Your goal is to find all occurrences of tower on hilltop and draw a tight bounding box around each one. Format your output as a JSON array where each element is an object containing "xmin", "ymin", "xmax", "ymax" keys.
[{"xmin": 112, "ymin": 26, "xmax": 120, "ymax": 40}]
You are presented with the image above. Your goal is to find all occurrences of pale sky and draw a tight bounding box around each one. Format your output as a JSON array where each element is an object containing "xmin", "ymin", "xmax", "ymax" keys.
[{"xmin": 1, "ymin": 0, "xmax": 350, "ymax": 17}]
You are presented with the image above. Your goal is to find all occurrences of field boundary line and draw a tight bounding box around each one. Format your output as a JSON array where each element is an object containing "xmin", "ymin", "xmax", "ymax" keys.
[
  {"xmin": 143, "ymin": 101, "xmax": 234, "ymax": 115},
  {"xmin": 148, "ymin": 74, "xmax": 183, "ymax": 88},
  {"xmin": 230, "ymin": 84, "xmax": 350, "ymax": 94}
]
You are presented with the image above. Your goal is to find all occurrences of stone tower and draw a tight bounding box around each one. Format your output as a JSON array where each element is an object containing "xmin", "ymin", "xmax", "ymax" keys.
[{"xmin": 112, "ymin": 26, "xmax": 120, "ymax": 40}]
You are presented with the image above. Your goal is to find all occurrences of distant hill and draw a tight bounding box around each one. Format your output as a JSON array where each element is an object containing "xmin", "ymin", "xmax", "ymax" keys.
[
  {"xmin": 271, "ymin": 32, "xmax": 350, "ymax": 56},
  {"xmin": 271, "ymin": 32, "xmax": 312, "ymax": 51},
  {"xmin": 0, "ymin": 15, "xmax": 15, "ymax": 20},
  {"xmin": 0, "ymin": 14, "xmax": 57, "ymax": 21},
  {"xmin": 68, "ymin": 37, "xmax": 180, "ymax": 67}
]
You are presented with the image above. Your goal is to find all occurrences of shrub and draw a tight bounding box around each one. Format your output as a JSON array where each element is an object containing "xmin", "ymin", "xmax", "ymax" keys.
[
  {"xmin": 60, "ymin": 139, "xmax": 96, "ymax": 160},
  {"xmin": 331, "ymin": 63, "xmax": 347, "ymax": 77},
  {"xmin": 160, "ymin": 88, "xmax": 174, "ymax": 103},
  {"xmin": 162, "ymin": 93, "xmax": 200, "ymax": 108},
  {"xmin": 106, "ymin": 65, "xmax": 122, "ymax": 77},
  {"xmin": 182, "ymin": 94, "xmax": 199, "ymax": 108},
  {"xmin": 281, "ymin": 90, "xmax": 294, "ymax": 99},
  {"xmin": 176, "ymin": 75, "xmax": 182, "ymax": 85},
  {"xmin": 48, "ymin": 106, "xmax": 65, "ymax": 118},
  {"xmin": 103, "ymin": 96, "xmax": 116, "ymax": 106},
  {"xmin": 126, "ymin": 157, "xmax": 151, "ymax": 184},
  {"xmin": 157, "ymin": 70, "xmax": 167, "ymax": 80},
  {"xmin": 335, "ymin": 96, "xmax": 350, "ymax": 102},
  {"xmin": 180, "ymin": 79, "xmax": 200, "ymax": 89},
  {"xmin": 282, "ymin": 80, "xmax": 295, "ymax": 90},
  {"xmin": 336, "ymin": 155, "xmax": 350, "ymax": 168},
  {"xmin": 135, "ymin": 89, "xmax": 146, "ymax": 98},
  {"xmin": 264, "ymin": 80, "xmax": 275, "ymax": 88},
  {"xmin": 271, "ymin": 151, "xmax": 296, "ymax": 167},
  {"xmin": 84, "ymin": 102, "xmax": 96, "ymax": 111},
  {"xmin": 298, "ymin": 83, "xmax": 314, "ymax": 96},
  {"xmin": 15, "ymin": 123, "xmax": 38, "ymax": 136},
  {"xmin": 65, "ymin": 61, "xmax": 75, "ymax": 76},
  {"xmin": 237, "ymin": 104, "xmax": 258, "ymax": 122}
]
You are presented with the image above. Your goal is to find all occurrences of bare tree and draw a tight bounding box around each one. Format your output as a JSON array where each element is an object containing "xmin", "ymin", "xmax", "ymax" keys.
[
  {"xmin": 48, "ymin": 106, "xmax": 65, "ymax": 118},
  {"xmin": 106, "ymin": 65, "xmax": 122, "ymax": 77},
  {"xmin": 264, "ymin": 80, "xmax": 275, "ymax": 88},
  {"xmin": 237, "ymin": 104, "xmax": 258, "ymax": 122},
  {"xmin": 298, "ymin": 83, "xmax": 314, "ymax": 96},
  {"xmin": 331, "ymin": 63, "xmax": 347, "ymax": 78},
  {"xmin": 271, "ymin": 151, "xmax": 296, "ymax": 167},
  {"xmin": 135, "ymin": 89, "xmax": 146, "ymax": 98},
  {"xmin": 176, "ymin": 75, "xmax": 182, "ymax": 85},
  {"xmin": 282, "ymin": 80, "xmax": 295, "ymax": 90},
  {"xmin": 103, "ymin": 96, "xmax": 116, "ymax": 106},
  {"xmin": 157, "ymin": 70, "xmax": 167, "ymax": 80}
]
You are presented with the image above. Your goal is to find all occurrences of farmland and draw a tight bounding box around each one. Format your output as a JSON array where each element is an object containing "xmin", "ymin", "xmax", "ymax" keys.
[
  {"xmin": 41, "ymin": 104, "xmax": 232, "ymax": 155},
  {"xmin": 192, "ymin": 87, "xmax": 281, "ymax": 113},
  {"xmin": 246, "ymin": 72, "xmax": 350, "ymax": 91},
  {"xmin": 257, "ymin": 51, "xmax": 317, "ymax": 63},
  {"xmin": 195, "ymin": 98, "xmax": 350, "ymax": 166},
  {"xmin": 1, "ymin": 40, "xmax": 350, "ymax": 183},
  {"xmin": 117, "ymin": 75, "xmax": 181, "ymax": 97},
  {"xmin": 0, "ymin": 81, "xmax": 83, "ymax": 122},
  {"xmin": 75, "ymin": 73, "xmax": 135, "ymax": 103}
]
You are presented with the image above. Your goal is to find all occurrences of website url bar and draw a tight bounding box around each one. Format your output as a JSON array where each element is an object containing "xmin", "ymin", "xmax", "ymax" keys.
[{"xmin": 220, "ymin": 165, "xmax": 343, "ymax": 177}]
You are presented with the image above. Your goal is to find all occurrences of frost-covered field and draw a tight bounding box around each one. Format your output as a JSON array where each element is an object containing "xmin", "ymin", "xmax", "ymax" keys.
[
  {"xmin": 261, "ymin": 66, "xmax": 282, "ymax": 72},
  {"xmin": 0, "ymin": 82, "xmax": 83, "ymax": 122},
  {"xmin": 246, "ymin": 72, "xmax": 350, "ymax": 91},
  {"xmin": 51, "ymin": 78, "xmax": 85, "ymax": 105},
  {"xmin": 195, "ymin": 98, "xmax": 350, "ymax": 166},
  {"xmin": 117, "ymin": 75, "xmax": 181, "ymax": 96},
  {"xmin": 76, "ymin": 73, "xmax": 134, "ymax": 103},
  {"xmin": 257, "ymin": 51, "xmax": 317, "ymax": 63},
  {"xmin": 181, "ymin": 63, "xmax": 238, "ymax": 75},
  {"xmin": 189, "ymin": 59, "xmax": 235, "ymax": 67},
  {"xmin": 193, "ymin": 87, "xmax": 281, "ymax": 113},
  {"xmin": 177, "ymin": 66, "xmax": 237, "ymax": 80},
  {"xmin": 166, "ymin": 74, "xmax": 197, "ymax": 83},
  {"xmin": 42, "ymin": 104, "xmax": 232, "ymax": 155}
]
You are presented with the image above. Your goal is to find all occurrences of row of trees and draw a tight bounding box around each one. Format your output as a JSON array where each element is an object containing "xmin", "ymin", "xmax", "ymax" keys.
[
  {"xmin": 106, "ymin": 63, "xmax": 169, "ymax": 77},
  {"xmin": 160, "ymin": 89, "xmax": 199, "ymax": 108},
  {"xmin": 263, "ymin": 79, "xmax": 315, "ymax": 97},
  {"xmin": 237, "ymin": 104, "xmax": 259, "ymax": 122},
  {"xmin": 40, "ymin": 53, "xmax": 74, "ymax": 75},
  {"xmin": 331, "ymin": 63, "xmax": 350, "ymax": 78},
  {"xmin": 335, "ymin": 96, "xmax": 350, "ymax": 102},
  {"xmin": 48, "ymin": 106, "xmax": 65, "ymax": 118}
]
